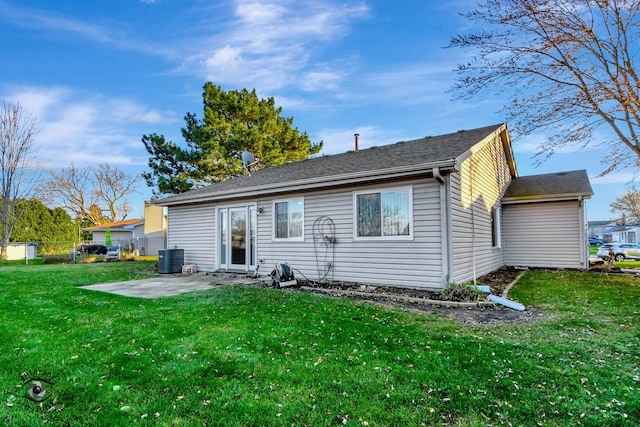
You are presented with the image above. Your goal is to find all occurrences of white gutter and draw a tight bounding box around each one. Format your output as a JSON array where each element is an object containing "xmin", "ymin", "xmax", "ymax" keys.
[
  {"xmin": 487, "ymin": 295, "xmax": 525, "ymax": 311},
  {"xmin": 578, "ymin": 196, "xmax": 588, "ymax": 268},
  {"xmin": 434, "ymin": 168, "xmax": 452, "ymax": 285},
  {"xmin": 157, "ymin": 161, "xmax": 458, "ymax": 206},
  {"xmin": 433, "ymin": 166, "xmax": 445, "ymax": 184},
  {"xmin": 502, "ymin": 193, "xmax": 593, "ymax": 204}
]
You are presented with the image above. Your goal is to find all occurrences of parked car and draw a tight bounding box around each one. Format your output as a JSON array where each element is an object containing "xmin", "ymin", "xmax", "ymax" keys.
[
  {"xmin": 106, "ymin": 246, "xmax": 121, "ymax": 262},
  {"xmin": 77, "ymin": 244, "xmax": 107, "ymax": 255},
  {"xmin": 589, "ymin": 237, "xmax": 607, "ymax": 245},
  {"xmin": 596, "ymin": 243, "xmax": 640, "ymax": 262}
]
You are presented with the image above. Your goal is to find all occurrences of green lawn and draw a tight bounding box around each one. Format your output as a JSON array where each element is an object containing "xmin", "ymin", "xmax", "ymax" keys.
[{"xmin": 1, "ymin": 262, "xmax": 638, "ymax": 426}]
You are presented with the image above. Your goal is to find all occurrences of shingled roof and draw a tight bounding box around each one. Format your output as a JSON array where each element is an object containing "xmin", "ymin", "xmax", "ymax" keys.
[
  {"xmin": 155, "ymin": 124, "xmax": 513, "ymax": 206},
  {"xmin": 84, "ymin": 218, "xmax": 145, "ymax": 231},
  {"xmin": 502, "ymin": 170, "xmax": 593, "ymax": 203}
]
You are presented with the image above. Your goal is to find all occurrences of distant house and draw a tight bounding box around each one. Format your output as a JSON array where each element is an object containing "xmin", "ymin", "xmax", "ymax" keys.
[
  {"xmin": 85, "ymin": 218, "xmax": 145, "ymax": 249},
  {"xmin": 143, "ymin": 202, "xmax": 167, "ymax": 255},
  {"xmin": 152, "ymin": 124, "xmax": 594, "ymax": 291},
  {"xmin": 605, "ymin": 224, "xmax": 640, "ymax": 244},
  {"xmin": 588, "ymin": 220, "xmax": 612, "ymax": 241},
  {"xmin": 83, "ymin": 203, "xmax": 167, "ymax": 256}
]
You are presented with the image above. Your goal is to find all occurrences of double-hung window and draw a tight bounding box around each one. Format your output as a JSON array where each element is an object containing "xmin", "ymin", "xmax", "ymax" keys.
[
  {"xmin": 355, "ymin": 187, "xmax": 413, "ymax": 239},
  {"xmin": 274, "ymin": 198, "xmax": 304, "ymax": 240}
]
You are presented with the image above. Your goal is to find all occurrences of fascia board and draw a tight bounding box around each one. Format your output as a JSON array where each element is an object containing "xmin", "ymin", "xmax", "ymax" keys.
[
  {"xmin": 158, "ymin": 161, "xmax": 457, "ymax": 206},
  {"xmin": 454, "ymin": 124, "xmax": 517, "ymax": 178},
  {"xmin": 502, "ymin": 193, "xmax": 593, "ymax": 204}
]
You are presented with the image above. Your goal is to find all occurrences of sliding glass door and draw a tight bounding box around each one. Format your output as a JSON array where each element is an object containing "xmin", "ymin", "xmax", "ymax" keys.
[{"xmin": 218, "ymin": 205, "xmax": 256, "ymax": 271}]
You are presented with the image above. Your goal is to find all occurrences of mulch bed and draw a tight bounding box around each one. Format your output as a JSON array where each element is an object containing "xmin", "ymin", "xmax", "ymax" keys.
[
  {"xmin": 299, "ymin": 266, "xmax": 522, "ymax": 301},
  {"xmin": 294, "ymin": 267, "xmax": 541, "ymax": 326}
]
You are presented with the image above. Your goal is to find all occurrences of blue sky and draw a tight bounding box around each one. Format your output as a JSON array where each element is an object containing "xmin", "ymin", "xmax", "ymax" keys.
[{"xmin": 0, "ymin": 0, "xmax": 632, "ymax": 221}]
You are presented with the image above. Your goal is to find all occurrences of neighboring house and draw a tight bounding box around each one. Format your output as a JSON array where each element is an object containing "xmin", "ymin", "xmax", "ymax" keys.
[
  {"xmin": 143, "ymin": 201, "xmax": 168, "ymax": 256},
  {"xmin": 588, "ymin": 220, "xmax": 612, "ymax": 241},
  {"xmin": 85, "ymin": 218, "xmax": 144, "ymax": 250},
  {"xmin": 84, "ymin": 205, "xmax": 167, "ymax": 256},
  {"xmin": 605, "ymin": 224, "xmax": 640, "ymax": 244},
  {"xmin": 153, "ymin": 124, "xmax": 593, "ymax": 291}
]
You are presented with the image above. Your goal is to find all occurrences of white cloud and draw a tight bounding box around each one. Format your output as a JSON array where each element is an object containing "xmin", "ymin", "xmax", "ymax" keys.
[
  {"xmin": 357, "ymin": 63, "xmax": 455, "ymax": 106},
  {"xmin": 2, "ymin": 86, "xmax": 71, "ymax": 119},
  {"xmin": 0, "ymin": 1, "xmax": 175, "ymax": 57},
  {"xmin": 0, "ymin": 2, "xmax": 109, "ymax": 41},
  {"xmin": 315, "ymin": 125, "xmax": 410, "ymax": 155},
  {"xmin": 590, "ymin": 171, "xmax": 639, "ymax": 185},
  {"xmin": 1, "ymin": 85, "xmax": 178, "ymax": 169},
  {"xmin": 301, "ymin": 69, "xmax": 344, "ymax": 92},
  {"xmin": 107, "ymin": 100, "xmax": 177, "ymax": 124},
  {"xmin": 235, "ymin": 2, "xmax": 285, "ymax": 24},
  {"xmin": 179, "ymin": 1, "xmax": 369, "ymax": 93},
  {"xmin": 513, "ymin": 132, "xmax": 603, "ymax": 155}
]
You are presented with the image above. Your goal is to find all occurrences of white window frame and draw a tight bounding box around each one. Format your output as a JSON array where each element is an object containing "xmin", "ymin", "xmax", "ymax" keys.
[
  {"xmin": 216, "ymin": 204, "xmax": 257, "ymax": 271},
  {"xmin": 353, "ymin": 186, "xmax": 414, "ymax": 240},
  {"xmin": 491, "ymin": 206, "xmax": 502, "ymax": 248},
  {"xmin": 272, "ymin": 198, "xmax": 304, "ymax": 241}
]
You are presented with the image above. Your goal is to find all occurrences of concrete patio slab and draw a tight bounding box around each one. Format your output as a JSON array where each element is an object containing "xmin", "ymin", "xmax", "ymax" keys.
[{"xmin": 80, "ymin": 273, "xmax": 265, "ymax": 298}]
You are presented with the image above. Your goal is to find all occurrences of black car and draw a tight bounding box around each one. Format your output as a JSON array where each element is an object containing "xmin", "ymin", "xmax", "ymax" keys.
[
  {"xmin": 589, "ymin": 237, "xmax": 607, "ymax": 245},
  {"xmin": 77, "ymin": 244, "xmax": 107, "ymax": 255}
]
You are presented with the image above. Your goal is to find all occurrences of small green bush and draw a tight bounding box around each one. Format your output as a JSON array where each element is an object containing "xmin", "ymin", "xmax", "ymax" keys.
[
  {"xmin": 43, "ymin": 254, "xmax": 73, "ymax": 264},
  {"xmin": 440, "ymin": 282, "xmax": 483, "ymax": 302}
]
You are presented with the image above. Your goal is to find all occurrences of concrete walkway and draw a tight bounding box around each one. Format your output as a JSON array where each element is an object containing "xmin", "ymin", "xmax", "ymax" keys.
[{"xmin": 80, "ymin": 273, "xmax": 265, "ymax": 298}]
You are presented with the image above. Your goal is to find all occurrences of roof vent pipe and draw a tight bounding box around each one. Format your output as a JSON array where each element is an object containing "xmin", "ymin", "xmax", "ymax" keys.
[{"xmin": 354, "ymin": 133, "xmax": 359, "ymax": 151}]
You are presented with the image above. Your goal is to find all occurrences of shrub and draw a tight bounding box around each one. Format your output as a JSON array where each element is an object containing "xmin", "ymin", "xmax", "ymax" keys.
[
  {"xmin": 43, "ymin": 254, "xmax": 73, "ymax": 264},
  {"xmin": 440, "ymin": 282, "xmax": 483, "ymax": 302}
]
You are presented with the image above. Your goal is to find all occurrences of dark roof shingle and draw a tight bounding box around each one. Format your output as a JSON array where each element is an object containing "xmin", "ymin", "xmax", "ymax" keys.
[
  {"xmin": 157, "ymin": 124, "xmax": 507, "ymax": 205},
  {"xmin": 503, "ymin": 170, "xmax": 593, "ymax": 201}
]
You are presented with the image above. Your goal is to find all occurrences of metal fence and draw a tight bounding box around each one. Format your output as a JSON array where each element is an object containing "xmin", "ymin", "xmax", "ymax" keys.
[{"xmin": 5, "ymin": 238, "xmax": 165, "ymax": 264}]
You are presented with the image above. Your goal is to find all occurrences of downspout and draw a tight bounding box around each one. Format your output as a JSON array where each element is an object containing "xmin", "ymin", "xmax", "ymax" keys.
[
  {"xmin": 433, "ymin": 166, "xmax": 445, "ymax": 184},
  {"xmin": 470, "ymin": 162, "xmax": 477, "ymax": 286},
  {"xmin": 433, "ymin": 167, "xmax": 451, "ymax": 286},
  {"xmin": 579, "ymin": 196, "xmax": 587, "ymax": 268}
]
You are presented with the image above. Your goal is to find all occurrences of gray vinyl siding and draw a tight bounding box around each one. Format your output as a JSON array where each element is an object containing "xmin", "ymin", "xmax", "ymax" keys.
[
  {"xmin": 256, "ymin": 179, "xmax": 444, "ymax": 290},
  {"xmin": 450, "ymin": 134, "xmax": 512, "ymax": 283},
  {"xmin": 167, "ymin": 204, "xmax": 216, "ymax": 271},
  {"xmin": 503, "ymin": 201, "xmax": 586, "ymax": 268}
]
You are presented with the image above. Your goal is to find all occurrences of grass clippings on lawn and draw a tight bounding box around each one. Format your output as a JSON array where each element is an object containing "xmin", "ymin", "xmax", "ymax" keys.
[{"xmin": 1, "ymin": 262, "xmax": 638, "ymax": 426}]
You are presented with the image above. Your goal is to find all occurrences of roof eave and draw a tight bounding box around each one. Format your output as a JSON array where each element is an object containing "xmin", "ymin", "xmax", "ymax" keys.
[
  {"xmin": 454, "ymin": 124, "xmax": 518, "ymax": 178},
  {"xmin": 156, "ymin": 161, "xmax": 457, "ymax": 206},
  {"xmin": 83, "ymin": 224, "xmax": 143, "ymax": 232},
  {"xmin": 84, "ymin": 227, "xmax": 131, "ymax": 232},
  {"xmin": 502, "ymin": 192, "xmax": 593, "ymax": 204}
]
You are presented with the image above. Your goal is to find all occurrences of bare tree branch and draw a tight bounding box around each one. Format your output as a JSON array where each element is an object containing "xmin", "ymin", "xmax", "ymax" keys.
[
  {"xmin": 610, "ymin": 186, "xmax": 640, "ymax": 221},
  {"xmin": 43, "ymin": 163, "xmax": 139, "ymax": 225},
  {"xmin": 40, "ymin": 164, "xmax": 92, "ymax": 219},
  {"xmin": 92, "ymin": 164, "xmax": 138, "ymax": 222},
  {"xmin": 448, "ymin": 0, "xmax": 640, "ymax": 175}
]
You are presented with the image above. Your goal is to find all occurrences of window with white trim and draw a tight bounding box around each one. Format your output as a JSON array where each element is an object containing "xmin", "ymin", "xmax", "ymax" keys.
[
  {"xmin": 274, "ymin": 198, "xmax": 304, "ymax": 240},
  {"xmin": 491, "ymin": 206, "xmax": 501, "ymax": 248},
  {"xmin": 355, "ymin": 187, "xmax": 412, "ymax": 239}
]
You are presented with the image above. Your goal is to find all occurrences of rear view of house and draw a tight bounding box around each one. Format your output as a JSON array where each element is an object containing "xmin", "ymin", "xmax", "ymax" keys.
[{"xmin": 153, "ymin": 124, "xmax": 593, "ymax": 291}]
